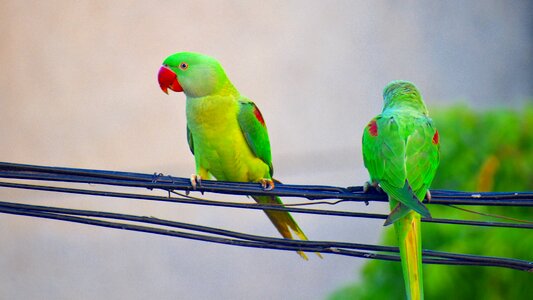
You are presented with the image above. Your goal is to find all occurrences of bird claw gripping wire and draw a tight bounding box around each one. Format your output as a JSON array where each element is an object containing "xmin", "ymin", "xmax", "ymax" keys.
[
  {"xmin": 259, "ymin": 178, "xmax": 275, "ymax": 191},
  {"xmin": 188, "ymin": 174, "xmax": 203, "ymax": 195},
  {"xmin": 425, "ymin": 190, "xmax": 432, "ymax": 203},
  {"xmin": 361, "ymin": 181, "xmax": 384, "ymax": 205},
  {"xmin": 363, "ymin": 181, "xmax": 382, "ymax": 194}
]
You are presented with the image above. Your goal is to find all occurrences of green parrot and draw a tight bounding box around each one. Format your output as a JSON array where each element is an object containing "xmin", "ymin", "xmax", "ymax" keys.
[
  {"xmin": 362, "ymin": 81, "xmax": 439, "ymax": 300},
  {"xmin": 158, "ymin": 52, "xmax": 318, "ymax": 260}
]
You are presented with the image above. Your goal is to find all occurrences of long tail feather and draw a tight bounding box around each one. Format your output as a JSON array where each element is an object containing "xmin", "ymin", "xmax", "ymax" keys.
[
  {"xmin": 252, "ymin": 195, "xmax": 322, "ymax": 260},
  {"xmin": 391, "ymin": 199, "xmax": 424, "ymax": 300},
  {"xmin": 382, "ymin": 181, "xmax": 431, "ymax": 218},
  {"xmin": 384, "ymin": 202, "xmax": 411, "ymax": 226}
]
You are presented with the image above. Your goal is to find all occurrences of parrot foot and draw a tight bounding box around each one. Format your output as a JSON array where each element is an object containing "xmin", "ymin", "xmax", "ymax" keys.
[
  {"xmin": 363, "ymin": 181, "xmax": 381, "ymax": 193},
  {"xmin": 259, "ymin": 178, "xmax": 275, "ymax": 190},
  {"xmin": 190, "ymin": 174, "xmax": 202, "ymax": 191},
  {"xmin": 425, "ymin": 190, "xmax": 432, "ymax": 202}
]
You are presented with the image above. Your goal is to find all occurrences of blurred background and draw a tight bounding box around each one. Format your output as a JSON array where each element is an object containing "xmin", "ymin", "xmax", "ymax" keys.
[{"xmin": 0, "ymin": 1, "xmax": 531, "ymax": 299}]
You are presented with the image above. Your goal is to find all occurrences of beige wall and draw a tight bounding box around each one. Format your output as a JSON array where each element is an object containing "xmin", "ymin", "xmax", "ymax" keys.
[{"xmin": 0, "ymin": 1, "xmax": 531, "ymax": 299}]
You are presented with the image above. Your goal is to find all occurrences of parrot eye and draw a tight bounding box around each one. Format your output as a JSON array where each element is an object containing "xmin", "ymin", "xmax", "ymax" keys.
[{"xmin": 179, "ymin": 62, "xmax": 188, "ymax": 70}]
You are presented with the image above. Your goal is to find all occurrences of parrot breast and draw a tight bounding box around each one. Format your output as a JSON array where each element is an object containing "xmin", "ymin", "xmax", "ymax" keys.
[{"xmin": 186, "ymin": 95, "xmax": 270, "ymax": 182}]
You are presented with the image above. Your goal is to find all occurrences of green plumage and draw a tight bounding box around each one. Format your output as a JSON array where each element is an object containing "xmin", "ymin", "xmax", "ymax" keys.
[
  {"xmin": 362, "ymin": 81, "xmax": 440, "ymax": 300},
  {"xmin": 160, "ymin": 52, "xmax": 315, "ymax": 259},
  {"xmin": 237, "ymin": 100, "xmax": 274, "ymax": 176}
]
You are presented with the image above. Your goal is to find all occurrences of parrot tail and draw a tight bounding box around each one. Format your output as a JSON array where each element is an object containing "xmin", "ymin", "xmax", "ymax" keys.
[
  {"xmin": 252, "ymin": 195, "xmax": 322, "ymax": 260},
  {"xmin": 391, "ymin": 200, "xmax": 424, "ymax": 300}
]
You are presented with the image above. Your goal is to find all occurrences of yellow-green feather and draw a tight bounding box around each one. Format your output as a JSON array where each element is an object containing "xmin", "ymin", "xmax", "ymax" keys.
[
  {"xmin": 362, "ymin": 81, "xmax": 439, "ymax": 300},
  {"xmin": 186, "ymin": 94, "xmax": 269, "ymax": 183},
  {"xmin": 173, "ymin": 52, "xmax": 314, "ymax": 259},
  {"xmin": 253, "ymin": 195, "xmax": 312, "ymax": 260},
  {"xmin": 391, "ymin": 198, "xmax": 424, "ymax": 300}
]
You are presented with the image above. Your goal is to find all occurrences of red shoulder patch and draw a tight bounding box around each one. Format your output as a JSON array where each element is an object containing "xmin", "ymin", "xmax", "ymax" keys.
[
  {"xmin": 432, "ymin": 129, "xmax": 439, "ymax": 145},
  {"xmin": 253, "ymin": 106, "xmax": 265, "ymax": 126},
  {"xmin": 368, "ymin": 119, "xmax": 378, "ymax": 136}
]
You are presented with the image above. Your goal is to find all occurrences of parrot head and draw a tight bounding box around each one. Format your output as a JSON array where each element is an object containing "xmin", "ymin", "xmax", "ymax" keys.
[
  {"xmin": 158, "ymin": 52, "xmax": 229, "ymax": 97},
  {"xmin": 382, "ymin": 80, "xmax": 428, "ymax": 114}
]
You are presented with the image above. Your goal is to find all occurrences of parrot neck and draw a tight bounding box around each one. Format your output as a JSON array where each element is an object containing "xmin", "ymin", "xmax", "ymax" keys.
[
  {"xmin": 185, "ymin": 80, "xmax": 240, "ymax": 128},
  {"xmin": 383, "ymin": 81, "xmax": 428, "ymax": 115},
  {"xmin": 185, "ymin": 77, "xmax": 238, "ymax": 98},
  {"xmin": 383, "ymin": 104, "xmax": 428, "ymax": 117},
  {"xmin": 215, "ymin": 79, "xmax": 239, "ymax": 97},
  {"xmin": 383, "ymin": 99, "xmax": 428, "ymax": 115}
]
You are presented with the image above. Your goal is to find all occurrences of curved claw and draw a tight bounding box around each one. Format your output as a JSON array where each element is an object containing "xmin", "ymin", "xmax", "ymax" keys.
[
  {"xmin": 259, "ymin": 178, "xmax": 275, "ymax": 191},
  {"xmin": 425, "ymin": 190, "xmax": 432, "ymax": 202},
  {"xmin": 363, "ymin": 181, "xmax": 371, "ymax": 193},
  {"xmin": 190, "ymin": 174, "xmax": 202, "ymax": 190},
  {"xmin": 363, "ymin": 181, "xmax": 381, "ymax": 193}
]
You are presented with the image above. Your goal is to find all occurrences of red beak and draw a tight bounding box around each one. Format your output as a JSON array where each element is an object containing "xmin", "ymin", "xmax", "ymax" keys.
[{"xmin": 158, "ymin": 66, "xmax": 183, "ymax": 94}]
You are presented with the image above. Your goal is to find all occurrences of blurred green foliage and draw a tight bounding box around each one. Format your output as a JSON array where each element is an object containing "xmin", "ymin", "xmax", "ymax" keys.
[{"xmin": 330, "ymin": 105, "xmax": 533, "ymax": 300}]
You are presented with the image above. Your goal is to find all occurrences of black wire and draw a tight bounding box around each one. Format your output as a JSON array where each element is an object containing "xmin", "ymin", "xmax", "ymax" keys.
[
  {"xmin": 0, "ymin": 161, "xmax": 532, "ymax": 271},
  {"xmin": 0, "ymin": 200, "xmax": 531, "ymax": 271},
  {"xmin": 1, "ymin": 161, "xmax": 532, "ymax": 206},
  {"xmin": 1, "ymin": 181, "xmax": 531, "ymax": 229}
]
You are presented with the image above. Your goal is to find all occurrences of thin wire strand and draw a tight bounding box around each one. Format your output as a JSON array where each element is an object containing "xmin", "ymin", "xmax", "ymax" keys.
[
  {"xmin": 447, "ymin": 205, "xmax": 533, "ymax": 224},
  {"xmin": 0, "ymin": 200, "xmax": 531, "ymax": 271},
  {"xmin": 0, "ymin": 162, "xmax": 531, "ymax": 271},
  {"xmin": 1, "ymin": 181, "xmax": 532, "ymax": 229},
  {"xmin": 1, "ymin": 162, "xmax": 532, "ymax": 206}
]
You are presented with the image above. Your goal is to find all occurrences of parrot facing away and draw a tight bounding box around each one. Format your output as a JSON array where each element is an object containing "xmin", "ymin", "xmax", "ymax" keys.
[
  {"xmin": 362, "ymin": 81, "xmax": 439, "ymax": 300},
  {"xmin": 158, "ymin": 52, "xmax": 319, "ymax": 260}
]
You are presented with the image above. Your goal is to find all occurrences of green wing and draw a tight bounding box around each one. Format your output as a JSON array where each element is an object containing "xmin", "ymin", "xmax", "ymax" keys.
[
  {"xmin": 405, "ymin": 117, "xmax": 440, "ymax": 200},
  {"xmin": 363, "ymin": 115, "xmax": 409, "ymax": 189},
  {"xmin": 237, "ymin": 98, "xmax": 274, "ymax": 177},
  {"xmin": 362, "ymin": 114, "xmax": 431, "ymax": 218},
  {"xmin": 362, "ymin": 115, "xmax": 384, "ymax": 183},
  {"xmin": 186, "ymin": 126, "xmax": 194, "ymax": 154}
]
